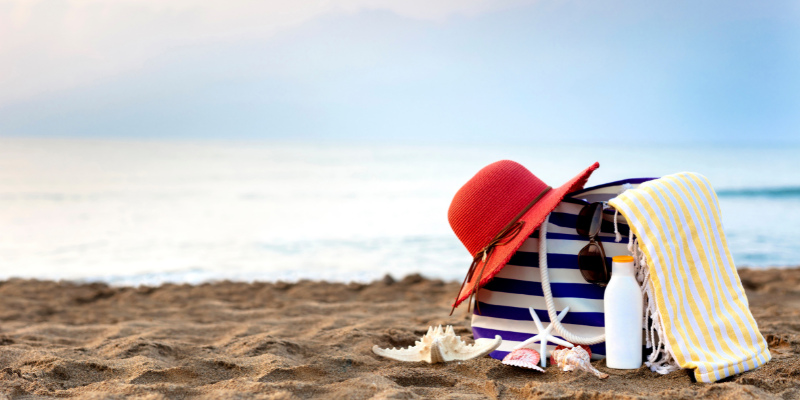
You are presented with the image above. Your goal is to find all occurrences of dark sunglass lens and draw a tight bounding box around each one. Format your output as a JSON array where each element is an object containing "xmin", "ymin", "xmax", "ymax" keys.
[
  {"xmin": 577, "ymin": 203, "xmax": 603, "ymax": 237},
  {"xmin": 576, "ymin": 204, "xmax": 594, "ymax": 237},
  {"xmin": 588, "ymin": 203, "xmax": 604, "ymax": 237},
  {"xmin": 578, "ymin": 244, "xmax": 610, "ymax": 286}
]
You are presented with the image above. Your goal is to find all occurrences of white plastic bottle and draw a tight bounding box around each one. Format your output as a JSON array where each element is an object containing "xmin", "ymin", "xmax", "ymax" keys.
[{"xmin": 604, "ymin": 255, "xmax": 643, "ymax": 369}]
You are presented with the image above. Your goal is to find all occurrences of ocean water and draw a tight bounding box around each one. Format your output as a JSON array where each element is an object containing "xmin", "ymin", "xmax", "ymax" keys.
[{"xmin": 0, "ymin": 138, "xmax": 798, "ymax": 286}]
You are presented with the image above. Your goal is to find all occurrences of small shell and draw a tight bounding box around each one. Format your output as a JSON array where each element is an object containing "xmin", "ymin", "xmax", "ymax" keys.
[
  {"xmin": 552, "ymin": 346, "xmax": 608, "ymax": 379},
  {"xmin": 550, "ymin": 344, "xmax": 592, "ymax": 365},
  {"xmin": 502, "ymin": 348, "xmax": 544, "ymax": 372}
]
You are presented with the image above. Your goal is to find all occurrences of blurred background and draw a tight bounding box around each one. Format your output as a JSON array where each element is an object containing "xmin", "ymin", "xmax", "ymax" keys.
[{"xmin": 0, "ymin": 0, "xmax": 798, "ymax": 285}]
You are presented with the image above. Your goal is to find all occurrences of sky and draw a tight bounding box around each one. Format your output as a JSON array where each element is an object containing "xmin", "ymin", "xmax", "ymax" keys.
[{"xmin": 0, "ymin": 0, "xmax": 798, "ymax": 144}]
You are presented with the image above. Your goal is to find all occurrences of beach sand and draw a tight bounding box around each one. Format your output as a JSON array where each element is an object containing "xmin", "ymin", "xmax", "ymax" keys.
[{"xmin": 0, "ymin": 268, "xmax": 798, "ymax": 399}]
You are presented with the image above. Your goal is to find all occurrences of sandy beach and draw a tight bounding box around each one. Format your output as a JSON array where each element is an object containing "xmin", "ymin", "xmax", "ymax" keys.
[{"xmin": 0, "ymin": 268, "xmax": 797, "ymax": 399}]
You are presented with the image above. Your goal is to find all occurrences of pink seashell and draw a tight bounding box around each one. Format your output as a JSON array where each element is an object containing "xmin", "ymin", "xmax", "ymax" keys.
[{"xmin": 502, "ymin": 348, "xmax": 544, "ymax": 372}]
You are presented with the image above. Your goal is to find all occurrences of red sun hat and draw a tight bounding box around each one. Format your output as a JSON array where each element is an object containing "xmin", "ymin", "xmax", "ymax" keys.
[{"xmin": 448, "ymin": 160, "xmax": 600, "ymax": 312}]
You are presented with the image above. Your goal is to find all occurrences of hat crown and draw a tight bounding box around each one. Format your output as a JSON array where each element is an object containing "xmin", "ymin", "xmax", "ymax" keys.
[{"xmin": 448, "ymin": 160, "xmax": 549, "ymax": 256}]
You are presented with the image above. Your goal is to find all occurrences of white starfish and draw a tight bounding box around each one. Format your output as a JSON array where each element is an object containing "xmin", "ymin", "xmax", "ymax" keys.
[{"xmin": 512, "ymin": 306, "xmax": 574, "ymax": 368}]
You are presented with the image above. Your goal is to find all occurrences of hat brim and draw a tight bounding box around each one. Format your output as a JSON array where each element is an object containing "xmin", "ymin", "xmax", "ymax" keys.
[{"xmin": 453, "ymin": 162, "xmax": 600, "ymax": 308}]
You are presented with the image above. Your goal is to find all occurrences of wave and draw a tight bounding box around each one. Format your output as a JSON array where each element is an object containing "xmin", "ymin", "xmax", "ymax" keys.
[{"xmin": 717, "ymin": 187, "xmax": 800, "ymax": 198}]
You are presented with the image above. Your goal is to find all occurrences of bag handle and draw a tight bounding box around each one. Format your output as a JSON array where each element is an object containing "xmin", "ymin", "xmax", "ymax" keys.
[{"xmin": 538, "ymin": 213, "xmax": 606, "ymax": 345}]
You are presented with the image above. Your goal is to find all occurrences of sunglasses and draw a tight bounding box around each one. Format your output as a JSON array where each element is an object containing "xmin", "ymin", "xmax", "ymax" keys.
[{"xmin": 576, "ymin": 202, "xmax": 611, "ymax": 287}]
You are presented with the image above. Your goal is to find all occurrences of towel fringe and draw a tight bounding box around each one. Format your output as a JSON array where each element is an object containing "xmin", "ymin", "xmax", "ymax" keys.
[{"xmin": 631, "ymin": 235, "xmax": 680, "ymax": 375}]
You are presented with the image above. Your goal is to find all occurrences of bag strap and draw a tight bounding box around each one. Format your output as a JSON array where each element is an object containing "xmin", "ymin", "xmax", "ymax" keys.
[{"xmin": 538, "ymin": 213, "xmax": 606, "ymax": 345}]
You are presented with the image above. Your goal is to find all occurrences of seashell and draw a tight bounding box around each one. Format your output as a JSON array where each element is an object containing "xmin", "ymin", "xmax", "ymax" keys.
[
  {"xmin": 502, "ymin": 348, "xmax": 544, "ymax": 371},
  {"xmin": 552, "ymin": 345, "xmax": 608, "ymax": 379},
  {"xmin": 372, "ymin": 325, "xmax": 502, "ymax": 364},
  {"xmin": 550, "ymin": 344, "xmax": 592, "ymax": 365}
]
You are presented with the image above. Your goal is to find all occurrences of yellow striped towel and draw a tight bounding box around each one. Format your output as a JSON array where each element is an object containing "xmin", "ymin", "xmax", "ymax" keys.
[{"xmin": 608, "ymin": 172, "xmax": 770, "ymax": 383}]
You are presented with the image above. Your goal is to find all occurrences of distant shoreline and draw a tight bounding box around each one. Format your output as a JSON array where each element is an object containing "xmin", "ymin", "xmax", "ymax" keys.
[{"xmin": 1, "ymin": 265, "xmax": 798, "ymax": 288}]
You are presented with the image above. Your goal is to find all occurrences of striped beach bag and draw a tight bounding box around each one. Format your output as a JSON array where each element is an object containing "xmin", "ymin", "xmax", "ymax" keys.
[{"xmin": 471, "ymin": 178, "xmax": 654, "ymax": 360}]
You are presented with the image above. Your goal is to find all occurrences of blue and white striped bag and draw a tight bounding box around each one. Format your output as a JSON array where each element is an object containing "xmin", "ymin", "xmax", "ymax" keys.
[{"xmin": 471, "ymin": 178, "xmax": 654, "ymax": 360}]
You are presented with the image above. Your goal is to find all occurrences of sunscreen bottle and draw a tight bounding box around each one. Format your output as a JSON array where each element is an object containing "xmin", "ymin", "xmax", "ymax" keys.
[{"xmin": 604, "ymin": 255, "xmax": 643, "ymax": 369}]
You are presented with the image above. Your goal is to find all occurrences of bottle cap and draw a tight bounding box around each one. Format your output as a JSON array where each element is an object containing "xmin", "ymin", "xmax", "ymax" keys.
[{"xmin": 611, "ymin": 255, "xmax": 635, "ymax": 275}]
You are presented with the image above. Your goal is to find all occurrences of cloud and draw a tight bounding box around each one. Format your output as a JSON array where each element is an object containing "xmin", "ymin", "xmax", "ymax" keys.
[{"xmin": 0, "ymin": 0, "xmax": 535, "ymax": 106}]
